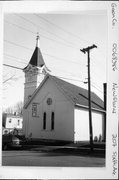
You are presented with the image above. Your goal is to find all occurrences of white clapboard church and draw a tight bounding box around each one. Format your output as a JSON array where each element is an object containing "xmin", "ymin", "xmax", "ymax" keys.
[{"xmin": 23, "ymin": 35, "xmax": 106, "ymax": 142}]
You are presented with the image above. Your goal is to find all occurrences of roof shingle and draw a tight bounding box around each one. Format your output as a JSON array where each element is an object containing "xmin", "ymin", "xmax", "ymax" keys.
[
  {"xmin": 24, "ymin": 74, "xmax": 104, "ymax": 111},
  {"xmin": 50, "ymin": 75, "xmax": 104, "ymax": 110},
  {"xmin": 23, "ymin": 47, "xmax": 45, "ymax": 70}
]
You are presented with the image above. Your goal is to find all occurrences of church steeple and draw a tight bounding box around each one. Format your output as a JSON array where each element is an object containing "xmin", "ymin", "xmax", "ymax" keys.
[
  {"xmin": 28, "ymin": 33, "xmax": 45, "ymax": 68},
  {"xmin": 23, "ymin": 34, "xmax": 49, "ymax": 104}
]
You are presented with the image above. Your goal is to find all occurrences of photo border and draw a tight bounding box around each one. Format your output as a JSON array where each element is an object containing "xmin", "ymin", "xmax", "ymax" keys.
[{"xmin": 0, "ymin": 1, "xmax": 118, "ymax": 179}]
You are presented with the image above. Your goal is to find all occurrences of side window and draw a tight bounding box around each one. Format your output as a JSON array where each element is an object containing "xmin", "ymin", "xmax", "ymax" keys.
[
  {"xmin": 43, "ymin": 112, "xmax": 46, "ymax": 130},
  {"xmin": 51, "ymin": 112, "xmax": 54, "ymax": 130}
]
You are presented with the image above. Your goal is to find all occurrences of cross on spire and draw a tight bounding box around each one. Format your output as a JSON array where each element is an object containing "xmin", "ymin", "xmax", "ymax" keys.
[{"xmin": 36, "ymin": 32, "xmax": 40, "ymax": 47}]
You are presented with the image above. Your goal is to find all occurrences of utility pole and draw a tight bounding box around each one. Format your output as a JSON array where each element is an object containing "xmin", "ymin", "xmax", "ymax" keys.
[{"xmin": 80, "ymin": 44, "xmax": 97, "ymax": 152}]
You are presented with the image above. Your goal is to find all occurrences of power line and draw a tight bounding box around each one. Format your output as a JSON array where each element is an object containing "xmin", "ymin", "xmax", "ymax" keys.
[
  {"xmin": 4, "ymin": 51, "xmax": 86, "ymax": 78},
  {"xmin": 5, "ymin": 54, "xmax": 103, "ymax": 90},
  {"xmin": 50, "ymin": 66, "xmax": 85, "ymax": 79},
  {"xmin": 84, "ymin": 77, "xmax": 104, "ymax": 92},
  {"xmin": 6, "ymin": 16, "xmax": 104, "ymax": 67},
  {"xmin": 91, "ymin": 84, "xmax": 103, "ymax": 94},
  {"xmin": 91, "ymin": 84, "xmax": 106, "ymax": 97},
  {"xmin": 13, "ymin": 14, "xmax": 81, "ymax": 50},
  {"xmin": 5, "ymin": 19, "xmax": 75, "ymax": 48},
  {"xmin": 5, "ymin": 20, "xmax": 35, "ymax": 35},
  {"xmin": 4, "ymin": 45, "xmax": 102, "ymax": 84},
  {"xmin": 11, "ymin": 14, "xmax": 106, "ymax": 70},
  {"xmin": 5, "ymin": 19, "xmax": 104, "ymax": 78},
  {"xmin": 4, "ymin": 42, "xmax": 86, "ymax": 67},
  {"xmin": 35, "ymin": 14, "xmax": 91, "ymax": 45},
  {"xmin": 3, "ymin": 64, "xmax": 83, "ymax": 82},
  {"xmin": 3, "ymin": 63, "xmax": 103, "ymax": 92},
  {"xmin": 3, "ymin": 64, "xmax": 23, "ymax": 70},
  {"xmin": 3, "ymin": 61, "xmax": 84, "ymax": 80},
  {"xmin": 3, "ymin": 74, "xmax": 15, "ymax": 84},
  {"xmin": 4, "ymin": 42, "xmax": 104, "ymax": 85},
  {"xmin": 4, "ymin": 40, "xmax": 104, "ymax": 85},
  {"xmin": 3, "ymin": 63, "xmax": 105, "ymax": 96},
  {"xmin": 5, "ymin": 52, "xmax": 86, "ymax": 68},
  {"xmin": 4, "ymin": 54, "xmax": 27, "ymax": 65},
  {"xmin": 91, "ymin": 69, "xmax": 104, "ymax": 81},
  {"xmin": 56, "ymin": 76, "xmax": 84, "ymax": 83},
  {"xmin": 34, "ymin": 14, "xmax": 84, "ymax": 48},
  {"xmin": 43, "ymin": 53, "xmax": 85, "ymax": 67},
  {"xmin": 4, "ymin": 55, "xmax": 85, "ymax": 80},
  {"xmin": 5, "ymin": 15, "xmax": 106, "ymax": 83},
  {"xmin": 4, "ymin": 39, "xmax": 33, "ymax": 51},
  {"xmin": 4, "ymin": 58, "xmax": 87, "ymax": 86},
  {"xmin": 5, "ymin": 49, "xmax": 84, "ymax": 78},
  {"xmin": 91, "ymin": 79, "xmax": 103, "ymax": 89}
]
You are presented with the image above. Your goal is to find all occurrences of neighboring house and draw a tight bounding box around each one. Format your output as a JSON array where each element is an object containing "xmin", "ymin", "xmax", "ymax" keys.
[
  {"xmin": 2, "ymin": 113, "xmax": 23, "ymax": 134},
  {"xmin": 23, "ymin": 34, "xmax": 106, "ymax": 142}
]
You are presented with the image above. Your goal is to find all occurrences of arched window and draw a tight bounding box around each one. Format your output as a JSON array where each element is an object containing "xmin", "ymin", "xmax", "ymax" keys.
[
  {"xmin": 51, "ymin": 112, "xmax": 54, "ymax": 130},
  {"xmin": 43, "ymin": 112, "xmax": 46, "ymax": 130}
]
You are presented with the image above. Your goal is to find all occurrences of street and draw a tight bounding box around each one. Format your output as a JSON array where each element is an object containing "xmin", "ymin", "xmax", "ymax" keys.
[{"xmin": 2, "ymin": 148, "xmax": 105, "ymax": 167}]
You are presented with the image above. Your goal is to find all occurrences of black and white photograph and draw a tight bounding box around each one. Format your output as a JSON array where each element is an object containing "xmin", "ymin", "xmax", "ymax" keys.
[{"xmin": 0, "ymin": 1, "xmax": 118, "ymax": 179}]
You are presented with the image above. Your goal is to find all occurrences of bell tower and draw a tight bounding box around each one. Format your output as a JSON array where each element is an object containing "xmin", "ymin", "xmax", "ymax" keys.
[{"xmin": 23, "ymin": 33, "xmax": 49, "ymax": 104}]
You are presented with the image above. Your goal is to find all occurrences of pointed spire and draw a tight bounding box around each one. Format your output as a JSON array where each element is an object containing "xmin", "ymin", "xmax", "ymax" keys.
[
  {"xmin": 36, "ymin": 32, "xmax": 40, "ymax": 48},
  {"xmin": 23, "ymin": 33, "xmax": 45, "ymax": 70}
]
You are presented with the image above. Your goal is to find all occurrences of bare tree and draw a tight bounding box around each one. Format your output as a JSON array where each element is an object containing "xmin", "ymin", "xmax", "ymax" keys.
[
  {"xmin": 14, "ymin": 101, "xmax": 23, "ymax": 115},
  {"xmin": 2, "ymin": 113, "xmax": 7, "ymax": 127},
  {"xmin": 3, "ymin": 101, "xmax": 23, "ymax": 115},
  {"xmin": 3, "ymin": 106, "xmax": 14, "ymax": 114}
]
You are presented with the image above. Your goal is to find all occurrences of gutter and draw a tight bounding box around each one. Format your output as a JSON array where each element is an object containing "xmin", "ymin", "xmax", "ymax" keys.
[{"xmin": 75, "ymin": 104, "xmax": 106, "ymax": 113}]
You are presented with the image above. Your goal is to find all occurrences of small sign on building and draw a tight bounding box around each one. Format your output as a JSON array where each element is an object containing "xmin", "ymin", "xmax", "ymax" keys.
[{"xmin": 32, "ymin": 103, "xmax": 37, "ymax": 117}]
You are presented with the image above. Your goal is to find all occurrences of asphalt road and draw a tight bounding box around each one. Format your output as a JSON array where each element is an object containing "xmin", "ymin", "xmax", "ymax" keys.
[{"xmin": 2, "ymin": 149, "xmax": 105, "ymax": 167}]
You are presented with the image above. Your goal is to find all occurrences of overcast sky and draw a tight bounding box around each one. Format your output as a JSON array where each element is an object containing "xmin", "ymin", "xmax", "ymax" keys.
[{"xmin": 3, "ymin": 11, "xmax": 107, "ymax": 109}]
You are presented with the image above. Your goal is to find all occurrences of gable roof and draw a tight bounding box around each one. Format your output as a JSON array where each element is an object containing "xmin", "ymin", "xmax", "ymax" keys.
[
  {"xmin": 24, "ymin": 74, "xmax": 104, "ymax": 111},
  {"xmin": 50, "ymin": 76, "xmax": 104, "ymax": 110}
]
